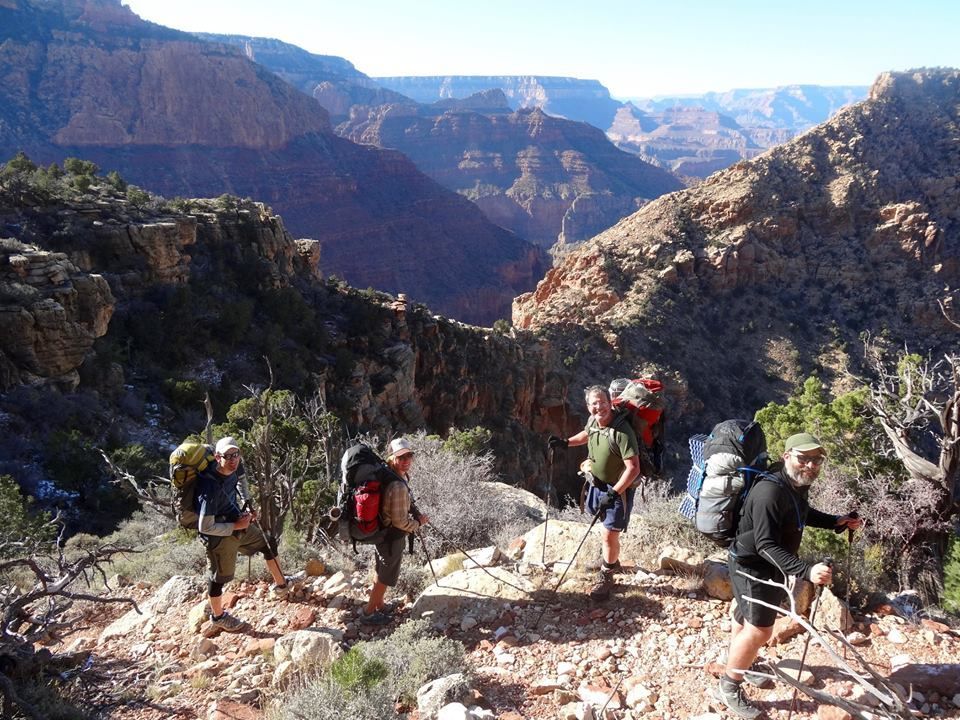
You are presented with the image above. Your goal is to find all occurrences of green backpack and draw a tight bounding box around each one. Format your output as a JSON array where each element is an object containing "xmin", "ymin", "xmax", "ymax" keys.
[{"xmin": 169, "ymin": 441, "xmax": 214, "ymax": 529}]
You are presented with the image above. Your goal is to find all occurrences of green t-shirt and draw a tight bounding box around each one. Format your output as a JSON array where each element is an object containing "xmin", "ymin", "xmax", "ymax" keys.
[{"xmin": 586, "ymin": 413, "xmax": 639, "ymax": 486}]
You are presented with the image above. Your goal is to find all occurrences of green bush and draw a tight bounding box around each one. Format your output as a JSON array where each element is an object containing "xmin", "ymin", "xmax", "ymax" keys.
[
  {"xmin": 442, "ymin": 426, "xmax": 492, "ymax": 457},
  {"xmin": 330, "ymin": 648, "xmax": 388, "ymax": 692},
  {"xmin": 0, "ymin": 474, "xmax": 55, "ymax": 555}
]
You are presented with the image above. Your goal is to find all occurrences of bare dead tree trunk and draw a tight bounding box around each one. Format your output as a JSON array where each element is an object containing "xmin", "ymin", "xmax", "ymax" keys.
[{"xmin": 867, "ymin": 349, "xmax": 960, "ymax": 604}]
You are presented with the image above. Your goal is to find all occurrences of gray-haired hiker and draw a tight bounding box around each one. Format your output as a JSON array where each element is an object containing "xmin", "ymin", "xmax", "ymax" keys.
[
  {"xmin": 716, "ymin": 432, "xmax": 862, "ymax": 718},
  {"xmin": 359, "ymin": 438, "xmax": 429, "ymax": 625},
  {"xmin": 195, "ymin": 436, "xmax": 289, "ymax": 632},
  {"xmin": 549, "ymin": 385, "xmax": 640, "ymax": 600}
]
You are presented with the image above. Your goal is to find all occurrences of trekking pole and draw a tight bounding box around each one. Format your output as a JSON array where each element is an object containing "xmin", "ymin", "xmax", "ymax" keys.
[
  {"xmin": 421, "ymin": 525, "xmax": 537, "ymax": 597},
  {"xmin": 532, "ymin": 506, "xmax": 604, "ymax": 630},
  {"xmin": 417, "ymin": 530, "xmax": 441, "ymax": 588},
  {"xmin": 787, "ymin": 556, "xmax": 834, "ymax": 720},
  {"xmin": 842, "ymin": 512, "xmax": 859, "ymax": 660},
  {"xmin": 542, "ymin": 447, "xmax": 554, "ymax": 566}
]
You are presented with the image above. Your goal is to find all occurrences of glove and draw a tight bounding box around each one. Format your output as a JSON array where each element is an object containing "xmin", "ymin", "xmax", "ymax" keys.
[
  {"xmin": 598, "ymin": 489, "xmax": 619, "ymax": 510},
  {"xmin": 548, "ymin": 435, "xmax": 568, "ymax": 450}
]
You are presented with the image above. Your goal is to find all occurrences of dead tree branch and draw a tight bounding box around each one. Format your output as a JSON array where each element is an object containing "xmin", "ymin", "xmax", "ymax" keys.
[{"xmin": 736, "ymin": 566, "xmax": 911, "ymax": 718}]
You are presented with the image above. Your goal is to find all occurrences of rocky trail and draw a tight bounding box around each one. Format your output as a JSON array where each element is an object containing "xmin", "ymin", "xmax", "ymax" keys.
[{"xmin": 51, "ymin": 521, "xmax": 960, "ymax": 720}]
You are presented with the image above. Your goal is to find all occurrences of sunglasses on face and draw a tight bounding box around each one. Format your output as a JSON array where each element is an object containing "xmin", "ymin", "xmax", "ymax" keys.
[
  {"xmin": 222, "ymin": 451, "xmax": 241, "ymax": 461},
  {"xmin": 791, "ymin": 452, "xmax": 824, "ymax": 467}
]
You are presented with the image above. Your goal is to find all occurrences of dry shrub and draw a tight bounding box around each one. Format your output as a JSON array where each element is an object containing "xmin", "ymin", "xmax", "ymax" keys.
[
  {"xmin": 403, "ymin": 433, "xmax": 543, "ymax": 557},
  {"xmin": 625, "ymin": 494, "xmax": 717, "ymax": 568}
]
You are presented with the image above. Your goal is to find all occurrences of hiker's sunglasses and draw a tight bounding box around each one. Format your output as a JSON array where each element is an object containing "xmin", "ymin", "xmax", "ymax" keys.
[
  {"xmin": 221, "ymin": 451, "xmax": 241, "ymax": 461},
  {"xmin": 790, "ymin": 451, "xmax": 825, "ymax": 467}
]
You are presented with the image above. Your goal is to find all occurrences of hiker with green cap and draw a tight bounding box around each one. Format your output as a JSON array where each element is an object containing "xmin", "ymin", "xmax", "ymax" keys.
[{"xmin": 714, "ymin": 432, "xmax": 862, "ymax": 718}]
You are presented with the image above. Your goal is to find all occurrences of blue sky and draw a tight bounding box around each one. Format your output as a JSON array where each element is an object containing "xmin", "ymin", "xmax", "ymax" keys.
[{"xmin": 123, "ymin": 0, "xmax": 958, "ymax": 99}]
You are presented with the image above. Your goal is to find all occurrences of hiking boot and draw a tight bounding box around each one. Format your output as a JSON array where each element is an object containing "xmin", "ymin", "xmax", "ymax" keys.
[
  {"xmin": 209, "ymin": 611, "xmax": 245, "ymax": 633},
  {"xmin": 743, "ymin": 661, "xmax": 775, "ymax": 689},
  {"xmin": 358, "ymin": 609, "xmax": 392, "ymax": 626},
  {"xmin": 713, "ymin": 678, "xmax": 761, "ymax": 719},
  {"xmin": 589, "ymin": 569, "xmax": 615, "ymax": 600}
]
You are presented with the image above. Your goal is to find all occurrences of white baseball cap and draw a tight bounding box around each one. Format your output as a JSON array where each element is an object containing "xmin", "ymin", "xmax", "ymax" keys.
[
  {"xmin": 388, "ymin": 438, "xmax": 414, "ymax": 458},
  {"xmin": 215, "ymin": 436, "xmax": 240, "ymax": 455}
]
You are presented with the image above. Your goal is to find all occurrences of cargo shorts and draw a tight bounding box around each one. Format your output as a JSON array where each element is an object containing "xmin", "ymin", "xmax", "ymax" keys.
[{"xmin": 202, "ymin": 523, "xmax": 273, "ymax": 584}]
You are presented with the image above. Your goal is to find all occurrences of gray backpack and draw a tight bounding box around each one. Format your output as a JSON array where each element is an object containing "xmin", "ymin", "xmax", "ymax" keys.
[{"xmin": 678, "ymin": 419, "xmax": 768, "ymax": 547}]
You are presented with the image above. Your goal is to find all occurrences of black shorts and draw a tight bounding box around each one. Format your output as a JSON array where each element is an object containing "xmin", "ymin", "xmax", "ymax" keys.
[
  {"xmin": 728, "ymin": 552, "xmax": 787, "ymax": 628},
  {"xmin": 374, "ymin": 533, "xmax": 407, "ymax": 587}
]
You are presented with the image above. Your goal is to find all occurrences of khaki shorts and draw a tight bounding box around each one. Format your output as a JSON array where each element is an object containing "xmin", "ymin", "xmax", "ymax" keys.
[{"xmin": 203, "ymin": 524, "xmax": 272, "ymax": 584}]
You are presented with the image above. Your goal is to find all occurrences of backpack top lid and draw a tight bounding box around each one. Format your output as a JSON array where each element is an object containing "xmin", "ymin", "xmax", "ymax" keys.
[
  {"xmin": 340, "ymin": 443, "xmax": 393, "ymax": 488},
  {"xmin": 703, "ymin": 419, "xmax": 767, "ymax": 468},
  {"xmin": 612, "ymin": 378, "xmax": 665, "ymax": 411}
]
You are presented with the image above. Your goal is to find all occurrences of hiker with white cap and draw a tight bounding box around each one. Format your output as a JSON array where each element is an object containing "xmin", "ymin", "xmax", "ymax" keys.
[
  {"xmin": 715, "ymin": 432, "xmax": 862, "ymax": 718},
  {"xmin": 359, "ymin": 437, "xmax": 429, "ymax": 625},
  {"xmin": 194, "ymin": 436, "xmax": 289, "ymax": 632}
]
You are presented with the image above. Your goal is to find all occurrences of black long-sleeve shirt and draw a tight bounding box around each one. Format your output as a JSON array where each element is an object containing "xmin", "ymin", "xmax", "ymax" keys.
[{"xmin": 732, "ymin": 469, "xmax": 838, "ymax": 580}]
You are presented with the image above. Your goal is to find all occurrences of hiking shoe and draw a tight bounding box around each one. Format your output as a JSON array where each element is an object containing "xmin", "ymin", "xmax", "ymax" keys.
[
  {"xmin": 713, "ymin": 679, "xmax": 761, "ymax": 719},
  {"xmin": 381, "ymin": 600, "xmax": 403, "ymax": 615},
  {"xmin": 358, "ymin": 609, "xmax": 392, "ymax": 626},
  {"xmin": 270, "ymin": 580, "xmax": 292, "ymax": 600},
  {"xmin": 209, "ymin": 611, "xmax": 245, "ymax": 633},
  {"xmin": 743, "ymin": 661, "xmax": 775, "ymax": 689},
  {"xmin": 589, "ymin": 569, "xmax": 615, "ymax": 600}
]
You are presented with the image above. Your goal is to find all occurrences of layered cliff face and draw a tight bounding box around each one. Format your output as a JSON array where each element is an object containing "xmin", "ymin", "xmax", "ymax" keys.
[
  {"xmin": 339, "ymin": 104, "xmax": 685, "ymax": 249},
  {"xmin": 515, "ymin": 69, "xmax": 960, "ymax": 424},
  {"xmin": 0, "ymin": 0, "xmax": 545, "ymax": 325},
  {"xmin": 374, "ymin": 77, "xmax": 866, "ymax": 179},
  {"xmin": 194, "ymin": 34, "xmax": 413, "ymax": 122}
]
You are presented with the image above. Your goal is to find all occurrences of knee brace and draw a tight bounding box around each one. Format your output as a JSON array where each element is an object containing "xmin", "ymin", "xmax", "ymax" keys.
[{"xmin": 208, "ymin": 580, "xmax": 224, "ymax": 598}]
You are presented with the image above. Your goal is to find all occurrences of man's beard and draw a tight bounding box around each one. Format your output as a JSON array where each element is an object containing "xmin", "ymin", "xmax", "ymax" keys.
[{"xmin": 785, "ymin": 462, "xmax": 817, "ymax": 487}]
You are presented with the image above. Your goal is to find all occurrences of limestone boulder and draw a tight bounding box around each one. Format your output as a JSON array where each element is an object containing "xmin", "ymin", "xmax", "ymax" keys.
[
  {"xmin": 99, "ymin": 575, "xmax": 198, "ymax": 642},
  {"xmin": 412, "ymin": 567, "xmax": 536, "ymax": 623},
  {"xmin": 273, "ymin": 628, "xmax": 344, "ymax": 669},
  {"xmin": 520, "ymin": 520, "xmax": 602, "ymax": 569}
]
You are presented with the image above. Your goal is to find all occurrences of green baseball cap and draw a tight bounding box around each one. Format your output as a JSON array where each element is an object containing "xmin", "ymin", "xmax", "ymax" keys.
[{"xmin": 784, "ymin": 432, "xmax": 826, "ymax": 454}]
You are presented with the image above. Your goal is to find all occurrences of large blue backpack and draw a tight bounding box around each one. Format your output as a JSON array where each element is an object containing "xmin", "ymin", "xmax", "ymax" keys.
[{"xmin": 678, "ymin": 419, "xmax": 768, "ymax": 547}]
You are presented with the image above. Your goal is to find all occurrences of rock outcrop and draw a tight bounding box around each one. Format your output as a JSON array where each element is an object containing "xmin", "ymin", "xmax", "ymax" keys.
[
  {"xmin": 0, "ymin": 237, "xmax": 114, "ymax": 390},
  {"xmin": 0, "ymin": 0, "xmax": 546, "ymax": 325},
  {"xmin": 514, "ymin": 69, "xmax": 960, "ymax": 426},
  {"xmin": 0, "ymin": 185, "xmax": 573, "ymax": 487}
]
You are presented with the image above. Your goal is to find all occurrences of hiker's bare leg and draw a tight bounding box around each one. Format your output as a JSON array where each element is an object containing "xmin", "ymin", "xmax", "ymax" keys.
[
  {"xmin": 209, "ymin": 594, "xmax": 223, "ymax": 617},
  {"xmin": 601, "ymin": 527, "xmax": 620, "ymax": 565},
  {"xmin": 725, "ymin": 619, "xmax": 772, "ymax": 681},
  {"xmin": 365, "ymin": 580, "xmax": 387, "ymax": 614},
  {"xmin": 266, "ymin": 558, "xmax": 285, "ymax": 585}
]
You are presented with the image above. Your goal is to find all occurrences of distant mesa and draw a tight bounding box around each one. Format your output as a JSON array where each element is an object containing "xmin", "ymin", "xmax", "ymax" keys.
[{"xmin": 375, "ymin": 75, "xmax": 869, "ymax": 179}]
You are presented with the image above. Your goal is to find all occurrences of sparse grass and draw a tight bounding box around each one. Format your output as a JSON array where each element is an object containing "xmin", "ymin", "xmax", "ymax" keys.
[{"xmin": 189, "ymin": 674, "xmax": 212, "ymax": 690}]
